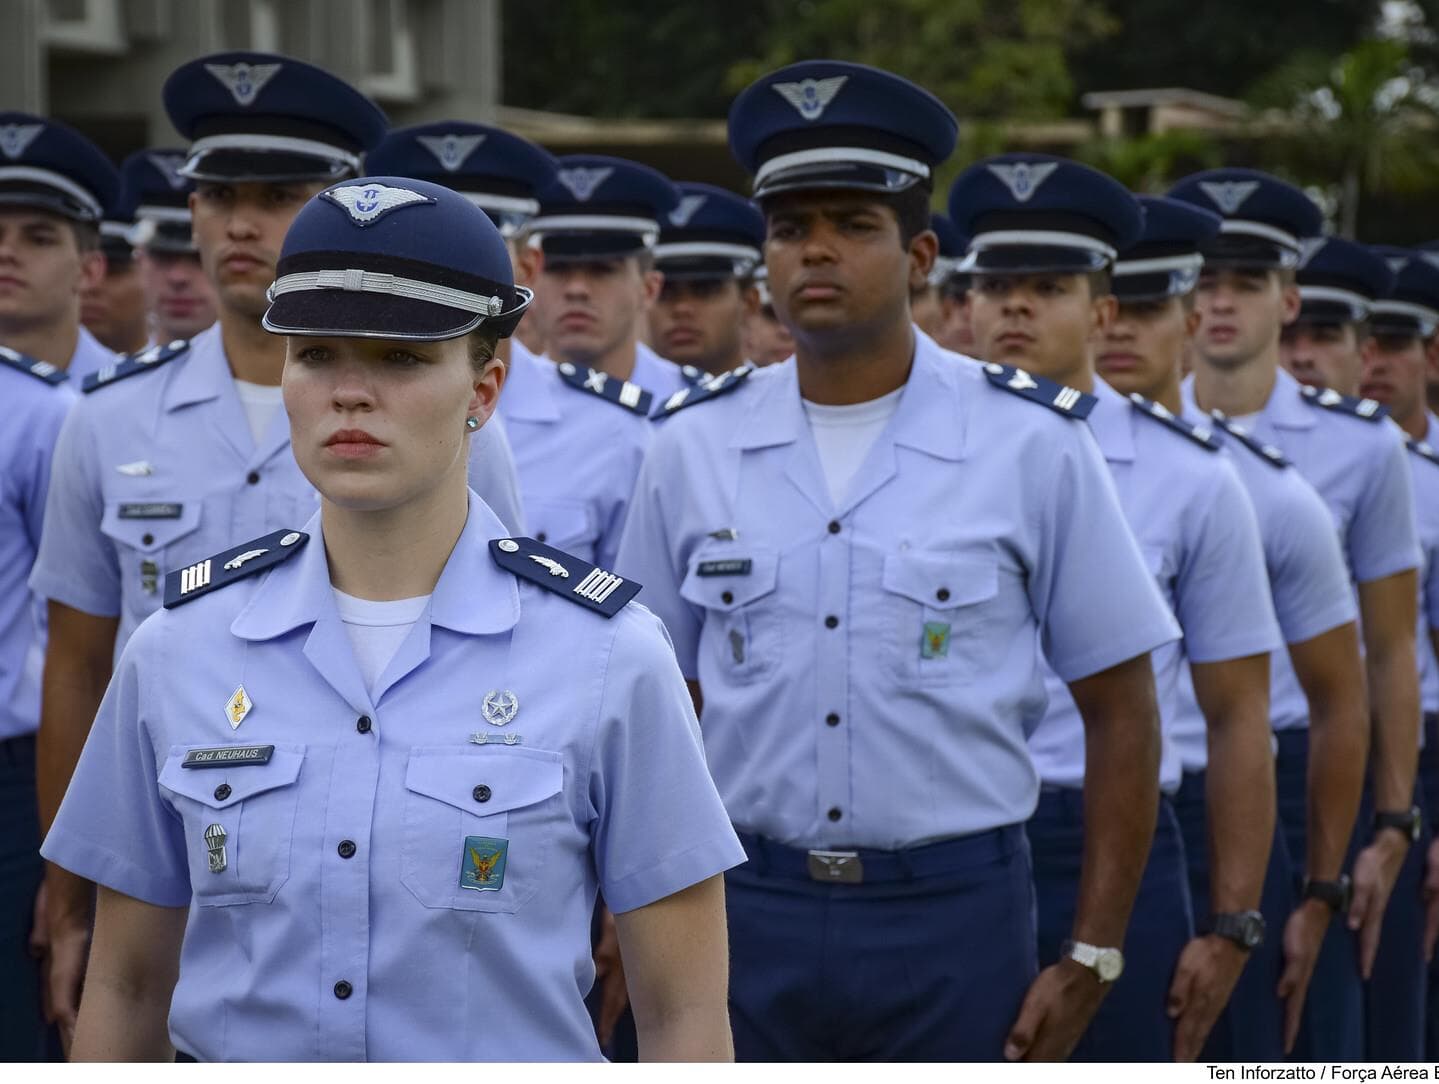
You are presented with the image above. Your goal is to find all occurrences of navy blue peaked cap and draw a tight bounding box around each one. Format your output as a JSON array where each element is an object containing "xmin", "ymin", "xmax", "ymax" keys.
[
  {"xmin": 1167, "ymin": 168, "xmax": 1321, "ymax": 269},
  {"xmin": 118, "ymin": 149, "xmax": 196, "ymax": 253},
  {"xmin": 654, "ymin": 183, "xmax": 765, "ymax": 279},
  {"xmin": 0, "ymin": 112, "xmax": 119, "ymax": 223},
  {"xmin": 1294, "ymin": 237, "xmax": 1393, "ymax": 324},
  {"xmin": 929, "ymin": 213, "xmax": 967, "ymax": 287},
  {"xmin": 165, "ymin": 52, "xmax": 388, "ymax": 183},
  {"xmin": 729, "ymin": 60, "xmax": 957, "ymax": 200},
  {"xmin": 1368, "ymin": 246, "xmax": 1439, "ymax": 338},
  {"xmin": 530, "ymin": 155, "xmax": 679, "ymax": 262},
  {"xmin": 366, "ymin": 122, "xmax": 558, "ymax": 238},
  {"xmin": 1113, "ymin": 196, "xmax": 1221, "ymax": 302},
  {"xmin": 949, "ymin": 154, "xmax": 1142, "ymax": 274},
  {"xmin": 263, "ymin": 176, "xmax": 530, "ymax": 341}
]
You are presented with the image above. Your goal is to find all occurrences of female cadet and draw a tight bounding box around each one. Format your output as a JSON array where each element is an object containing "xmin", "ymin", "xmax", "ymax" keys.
[{"xmin": 40, "ymin": 177, "xmax": 745, "ymax": 1062}]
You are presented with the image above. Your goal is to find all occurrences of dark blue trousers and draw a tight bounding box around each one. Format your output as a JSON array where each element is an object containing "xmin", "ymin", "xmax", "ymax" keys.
[
  {"xmin": 1423, "ymin": 712, "xmax": 1439, "ymax": 1061},
  {"xmin": 1274, "ymin": 728, "xmax": 1364, "ymax": 1062},
  {"xmin": 725, "ymin": 825, "xmax": 1037, "ymax": 1061},
  {"xmin": 0, "ymin": 735, "xmax": 51, "ymax": 1062},
  {"xmin": 1173, "ymin": 769, "xmax": 1290, "ymax": 1061},
  {"xmin": 1029, "ymin": 788, "xmax": 1194, "ymax": 1062}
]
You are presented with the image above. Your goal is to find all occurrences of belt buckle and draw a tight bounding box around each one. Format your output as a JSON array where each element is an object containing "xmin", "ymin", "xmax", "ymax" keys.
[{"xmin": 807, "ymin": 849, "xmax": 863, "ymax": 884}]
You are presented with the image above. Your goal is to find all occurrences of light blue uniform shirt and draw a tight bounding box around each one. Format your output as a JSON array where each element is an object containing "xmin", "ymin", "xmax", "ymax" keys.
[
  {"xmin": 617, "ymin": 337, "xmax": 1179, "ymax": 849},
  {"xmin": 1026, "ymin": 380, "xmax": 1281, "ymax": 792},
  {"xmin": 494, "ymin": 341, "xmax": 651, "ymax": 569},
  {"xmin": 1410, "ymin": 414, "xmax": 1439, "ymax": 714},
  {"xmin": 0, "ymin": 364, "xmax": 76, "ymax": 740},
  {"xmin": 1170, "ymin": 408, "xmax": 1357, "ymax": 765},
  {"xmin": 66, "ymin": 325, "xmax": 117, "ymax": 381},
  {"xmin": 41, "ymin": 494, "xmax": 743, "ymax": 1062},
  {"xmin": 631, "ymin": 340, "xmax": 691, "ymax": 400}
]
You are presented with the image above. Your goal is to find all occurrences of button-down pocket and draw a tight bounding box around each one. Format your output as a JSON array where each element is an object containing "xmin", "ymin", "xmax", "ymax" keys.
[
  {"xmin": 401, "ymin": 746, "xmax": 565, "ymax": 913},
  {"xmin": 157, "ymin": 744, "xmax": 305, "ymax": 906},
  {"xmin": 101, "ymin": 499, "xmax": 202, "ymax": 616},
  {"xmin": 679, "ymin": 546, "xmax": 780, "ymax": 684},
  {"xmin": 881, "ymin": 549, "xmax": 999, "ymax": 685},
  {"xmin": 526, "ymin": 498, "xmax": 599, "ymax": 558}
]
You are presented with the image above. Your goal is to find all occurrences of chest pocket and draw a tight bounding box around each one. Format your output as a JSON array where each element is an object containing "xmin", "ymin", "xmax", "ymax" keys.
[
  {"xmin": 881, "ymin": 549, "xmax": 999, "ymax": 685},
  {"xmin": 100, "ymin": 500, "xmax": 202, "ymax": 612},
  {"xmin": 678, "ymin": 547, "xmax": 780, "ymax": 684},
  {"xmin": 157, "ymin": 745, "xmax": 305, "ymax": 906},
  {"xmin": 401, "ymin": 746, "xmax": 565, "ymax": 914},
  {"xmin": 526, "ymin": 498, "xmax": 599, "ymax": 561}
]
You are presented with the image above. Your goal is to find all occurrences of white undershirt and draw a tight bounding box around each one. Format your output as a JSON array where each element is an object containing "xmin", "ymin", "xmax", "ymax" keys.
[
  {"xmin": 233, "ymin": 379, "xmax": 285, "ymax": 445},
  {"xmin": 801, "ymin": 387, "xmax": 905, "ymax": 506},
  {"xmin": 1226, "ymin": 410, "xmax": 1262, "ymax": 430},
  {"xmin": 333, "ymin": 589, "xmax": 431, "ymax": 693}
]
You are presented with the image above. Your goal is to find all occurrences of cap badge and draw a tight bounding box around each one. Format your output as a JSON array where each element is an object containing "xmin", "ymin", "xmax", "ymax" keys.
[
  {"xmin": 1421, "ymin": 252, "xmax": 1439, "ymax": 272},
  {"xmin": 1297, "ymin": 237, "xmax": 1326, "ymax": 267},
  {"xmin": 669, "ymin": 193, "xmax": 708, "ymax": 227},
  {"xmin": 147, "ymin": 152, "xmax": 189, "ymax": 190},
  {"xmin": 416, "ymin": 132, "xmax": 486, "ymax": 173},
  {"xmin": 1197, "ymin": 180, "xmax": 1260, "ymax": 215},
  {"xmin": 482, "ymin": 690, "xmax": 520, "ymax": 727},
  {"xmin": 987, "ymin": 162, "xmax": 1058, "ymax": 203},
  {"xmin": 0, "ymin": 123, "xmax": 43, "ymax": 161},
  {"xmin": 1386, "ymin": 255, "xmax": 1411, "ymax": 273},
  {"xmin": 772, "ymin": 76, "xmax": 848, "ymax": 121},
  {"xmin": 204, "ymin": 61, "xmax": 282, "ymax": 106},
  {"xmin": 323, "ymin": 182, "xmax": 433, "ymax": 226},
  {"xmin": 556, "ymin": 166, "xmax": 614, "ymax": 202}
]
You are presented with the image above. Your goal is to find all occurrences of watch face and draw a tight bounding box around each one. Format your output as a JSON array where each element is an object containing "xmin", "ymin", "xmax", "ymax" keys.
[
  {"xmin": 1241, "ymin": 916, "xmax": 1265, "ymax": 948},
  {"xmin": 1096, "ymin": 949, "xmax": 1124, "ymax": 983}
]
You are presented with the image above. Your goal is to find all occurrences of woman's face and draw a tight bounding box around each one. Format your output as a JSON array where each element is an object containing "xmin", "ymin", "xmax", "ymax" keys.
[{"xmin": 283, "ymin": 333, "xmax": 502, "ymax": 512}]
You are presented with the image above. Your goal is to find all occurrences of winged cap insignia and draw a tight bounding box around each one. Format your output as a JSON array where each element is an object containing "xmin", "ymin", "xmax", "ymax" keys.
[
  {"xmin": 415, "ymin": 132, "xmax": 487, "ymax": 172},
  {"xmin": 322, "ymin": 183, "xmax": 432, "ymax": 226},
  {"xmin": 204, "ymin": 61, "xmax": 283, "ymax": 107},
  {"xmin": 669, "ymin": 194, "xmax": 708, "ymax": 227},
  {"xmin": 0, "ymin": 123, "xmax": 44, "ymax": 160},
  {"xmin": 556, "ymin": 166, "xmax": 614, "ymax": 202},
  {"xmin": 147, "ymin": 153, "xmax": 189, "ymax": 190},
  {"xmin": 987, "ymin": 162, "xmax": 1059, "ymax": 203},
  {"xmin": 1297, "ymin": 237, "xmax": 1326, "ymax": 267},
  {"xmin": 771, "ymin": 76, "xmax": 848, "ymax": 121},
  {"xmin": 1197, "ymin": 180, "xmax": 1260, "ymax": 215}
]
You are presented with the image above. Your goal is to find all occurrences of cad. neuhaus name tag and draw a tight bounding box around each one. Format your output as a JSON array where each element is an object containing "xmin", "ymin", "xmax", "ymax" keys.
[{"xmin": 181, "ymin": 745, "xmax": 275, "ymax": 769}]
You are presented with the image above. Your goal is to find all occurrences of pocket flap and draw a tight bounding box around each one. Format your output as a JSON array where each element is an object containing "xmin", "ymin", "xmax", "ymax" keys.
[
  {"xmin": 158, "ymin": 744, "xmax": 305, "ymax": 808},
  {"xmin": 678, "ymin": 547, "xmax": 779, "ymax": 611},
  {"xmin": 882, "ymin": 550, "xmax": 998, "ymax": 609},
  {"xmin": 405, "ymin": 746, "xmax": 563, "ymax": 816},
  {"xmin": 527, "ymin": 498, "xmax": 597, "ymax": 549},
  {"xmin": 101, "ymin": 500, "xmax": 202, "ymax": 553}
]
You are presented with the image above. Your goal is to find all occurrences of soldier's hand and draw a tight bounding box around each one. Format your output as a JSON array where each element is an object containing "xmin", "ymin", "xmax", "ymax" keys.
[
  {"xmin": 592, "ymin": 907, "xmax": 630, "ymax": 1050},
  {"xmin": 1349, "ymin": 832, "xmax": 1407, "ymax": 979},
  {"xmin": 1423, "ymin": 835, "xmax": 1439, "ymax": 962},
  {"xmin": 1004, "ymin": 959, "xmax": 1107, "ymax": 1062},
  {"xmin": 42, "ymin": 868, "xmax": 93, "ymax": 1054},
  {"xmin": 1276, "ymin": 899, "xmax": 1329, "ymax": 1054},
  {"xmin": 1167, "ymin": 934, "xmax": 1247, "ymax": 1061}
]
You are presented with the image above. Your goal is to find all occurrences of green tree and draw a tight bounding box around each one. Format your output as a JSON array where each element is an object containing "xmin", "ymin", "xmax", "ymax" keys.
[{"xmin": 1076, "ymin": 130, "xmax": 1223, "ymax": 192}]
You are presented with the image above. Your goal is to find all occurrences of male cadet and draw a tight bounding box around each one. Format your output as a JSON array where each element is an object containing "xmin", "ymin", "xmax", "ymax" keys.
[
  {"xmin": 739, "ymin": 263, "xmax": 796, "ymax": 365},
  {"xmin": 0, "ymin": 114, "xmax": 119, "ymax": 382},
  {"xmin": 1096, "ymin": 196, "xmax": 1366, "ymax": 1060},
  {"xmin": 955, "ymin": 157, "xmax": 1282, "ymax": 1062},
  {"xmin": 618, "ymin": 60, "xmax": 1179, "ymax": 1062},
  {"xmin": 527, "ymin": 156, "xmax": 694, "ymax": 399},
  {"xmin": 1170, "ymin": 168, "xmax": 1422, "ymax": 1062},
  {"xmin": 82, "ymin": 184, "xmax": 149, "ymax": 355},
  {"xmin": 27, "ymin": 52, "xmax": 392, "ymax": 1046},
  {"xmin": 1358, "ymin": 250, "xmax": 1439, "ymax": 1061},
  {"xmin": 649, "ymin": 182, "xmax": 765, "ymax": 379},
  {"xmin": 909, "ymin": 212, "xmax": 958, "ymax": 343},
  {"xmin": 1279, "ymin": 236, "xmax": 1394, "ymax": 397},
  {"xmin": 121, "ymin": 149, "xmax": 218, "ymax": 346},
  {"xmin": 928, "ymin": 213, "xmax": 976, "ymax": 355}
]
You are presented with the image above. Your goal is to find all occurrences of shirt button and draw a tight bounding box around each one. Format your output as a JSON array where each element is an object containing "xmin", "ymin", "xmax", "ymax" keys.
[
  {"xmin": 827, "ymin": 807, "xmax": 843, "ymax": 822},
  {"xmin": 827, "ymin": 520, "xmax": 841, "ymax": 534},
  {"xmin": 536, "ymin": 531, "xmax": 548, "ymax": 543},
  {"xmin": 333, "ymin": 980, "xmax": 353, "ymax": 1000},
  {"xmin": 825, "ymin": 713, "xmax": 840, "ymax": 727},
  {"xmin": 337, "ymin": 840, "xmax": 357, "ymax": 859},
  {"xmin": 213, "ymin": 783, "xmax": 231, "ymax": 801},
  {"xmin": 356, "ymin": 715, "xmax": 372, "ymax": 734},
  {"xmin": 473, "ymin": 784, "xmax": 492, "ymax": 803},
  {"xmin": 936, "ymin": 587, "xmax": 951, "ymax": 602},
  {"xmin": 721, "ymin": 590, "xmax": 734, "ymax": 604},
  {"xmin": 246, "ymin": 470, "xmax": 261, "ymax": 485},
  {"xmin": 142, "ymin": 532, "xmax": 155, "ymax": 546},
  {"xmin": 824, "ymin": 615, "xmax": 839, "ymax": 629}
]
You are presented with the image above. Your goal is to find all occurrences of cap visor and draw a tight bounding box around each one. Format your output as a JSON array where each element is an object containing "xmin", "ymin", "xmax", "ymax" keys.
[{"xmin": 263, "ymin": 291, "xmax": 483, "ymax": 342}]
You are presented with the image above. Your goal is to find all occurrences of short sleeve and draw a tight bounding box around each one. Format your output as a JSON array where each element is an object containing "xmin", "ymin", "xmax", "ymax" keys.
[
  {"xmin": 28, "ymin": 404, "xmax": 121, "ymax": 617},
  {"xmin": 468, "ymin": 412, "xmax": 526, "ymax": 535},
  {"xmin": 11, "ymin": 385, "xmax": 74, "ymax": 547},
  {"xmin": 587, "ymin": 606, "xmax": 744, "ymax": 913},
  {"xmin": 1347, "ymin": 426, "xmax": 1421, "ymax": 584},
  {"xmin": 1266, "ymin": 471, "xmax": 1358, "ymax": 645},
  {"xmin": 40, "ymin": 614, "xmax": 191, "ymax": 906},
  {"xmin": 1029, "ymin": 424, "xmax": 1180, "ymax": 682}
]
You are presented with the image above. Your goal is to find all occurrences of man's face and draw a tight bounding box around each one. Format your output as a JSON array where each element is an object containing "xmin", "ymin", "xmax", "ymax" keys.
[
  {"xmin": 138, "ymin": 248, "xmax": 218, "ymax": 341},
  {"xmin": 762, "ymin": 193, "xmax": 931, "ymax": 345},
  {"xmin": 740, "ymin": 285, "xmax": 795, "ymax": 365},
  {"xmin": 1097, "ymin": 295, "xmax": 1198, "ymax": 400},
  {"xmin": 537, "ymin": 256, "xmax": 656, "ymax": 366},
  {"xmin": 1360, "ymin": 331, "xmax": 1428, "ymax": 422},
  {"xmin": 1193, "ymin": 267, "xmax": 1298, "ymax": 370},
  {"xmin": 650, "ymin": 276, "xmax": 745, "ymax": 373},
  {"xmin": 82, "ymin": 252, "xmax": 149, "ymax": 352},
  {"xmin": 936, "ymin": 288, "xmax": 975, "ymax": 354},
  {"xmin": 966, "ymin": 271, "xmax": 1114, "ymax": 387},
  {"xmin": 1280, "ymin": 321, "xmax": 1363, "ymax": 395},
  {"xmin": 0, "ymin": 208, "xmax": 104, "ymax": 331},
  {"xmin": 190, "ymin": 181, "xmax": 323, "ymax": 320}
]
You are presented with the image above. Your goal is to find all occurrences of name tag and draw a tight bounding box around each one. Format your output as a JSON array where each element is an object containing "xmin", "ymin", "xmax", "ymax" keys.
[
  {"xmin": 697, "ymin": 559, "xmax": 752, "ymax": 577},
  {"xmin": 118, "ymin": 502, "xmax": 183, "ymax": 520},
  {"xmin": 181, "ymin": 745, "xmax": 275, "ymax": 769}
]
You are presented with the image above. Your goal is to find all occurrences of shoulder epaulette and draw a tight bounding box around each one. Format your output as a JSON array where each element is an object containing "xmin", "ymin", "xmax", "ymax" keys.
[
  {"xmin": 490, "ymin": 536, "xmax": 640, "ymax": 618},
  {"xmin": 82, "ymin": 339, "xmax": 190, "ymax": 394},
  {"xmin": 654, "ymin": 363, "xmax": 754, "ymax": 418},
  {"xmin": 680, "ymin": 364, "xmax": 708, "ymax": 387},
  {"xmin": 555, "ymin": 361, "xmax": 653, "ymax": 416},
  {"xmin": 163, "ymin": 529, "xmax": 308, "ymax": 609},
  {"xmin": 1407, "ymin": 438, "xmax": 1439, "ymax": 468},
  {"xmin": 1298, "ymin": 383, "xmax": 1388, "ymax": 423},
  {"xmin": 981, "ymin": 363, "xmax": 1095, "ymax": 420},
  {"xmin": 1210, "ymin": 411, "xmax": 1289, "ymax": 468},
  {"xmin": 0, "ymin": 345, "xmax": 68, "ymax": 386},
  {"xmin": 1127, "ymin": 393, "xmax": 1220, "ymax": 452}
]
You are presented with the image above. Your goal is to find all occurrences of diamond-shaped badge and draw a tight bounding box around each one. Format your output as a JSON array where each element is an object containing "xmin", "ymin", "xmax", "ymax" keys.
[{"xmin": 226, "ymin": 685, "xmax": 253, "ymax": 730}]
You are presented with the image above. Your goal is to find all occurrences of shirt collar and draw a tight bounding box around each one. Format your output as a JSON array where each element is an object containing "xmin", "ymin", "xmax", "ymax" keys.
[
  {"xmin": 1260, "ymin": 366, "xmax": 1317, "ymax": 430},
  {"xmin": 1424, "ymin": 412, "xmax": 1439, "ymax": 447},
  {"xmin": 162, "ymin": 323, "xmax": 230, "ymax": 411},
  {"xmin": 497, "ymin": 340, "xmax": 561, "ymax": 424},
  {"xmin": 1084, "ymin": 376, "xmax": 1136, "ymax": 463}
]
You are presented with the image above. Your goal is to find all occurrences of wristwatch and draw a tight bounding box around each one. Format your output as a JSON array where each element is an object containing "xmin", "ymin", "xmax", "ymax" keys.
[
  {"xmin": 1061, "ymin": 939, "xmax": 1124, "ymax": 983},
  {"xmin": 1301, "ymin": 874, "xmax": 1353, "ymax": 915},
  {"xmin": 1373, "ymin": 806, "xmax": 1422, "ymax": 844},
  {"xmin": 1210, "ymin": 910, "xmax": 1266, "ymax": 951}
]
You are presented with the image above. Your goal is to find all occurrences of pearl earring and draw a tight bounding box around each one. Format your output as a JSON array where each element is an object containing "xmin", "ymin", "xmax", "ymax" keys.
[{"xmin": 465, "ymin": 417, "xmax": 480, "ymax": 431}]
